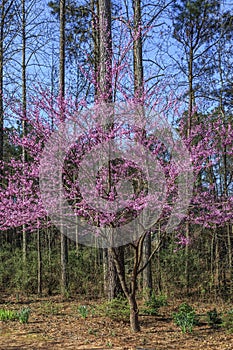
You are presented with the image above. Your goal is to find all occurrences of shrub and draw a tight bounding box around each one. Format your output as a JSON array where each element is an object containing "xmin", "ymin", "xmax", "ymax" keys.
[
  {"xmin": 141, "ymin": 292, "xmax": 168, "ymax": 316},
  {"xmin": 222, "ymin": 309, "xmax": 233, "ymax": 333},
  {"xmin": 0, "ymin": 309, "xmax": 18, "ymax": 322},
  {"xmin": 78, "ymin": 305, "xmax": 89, "ymax": 318},
  {"xmin": 95, "ymin": 296, "xmax": 130, "ymax": 321},
  {"xmin": 18, "ymin": 308, "xmax": 31, "ymax": 324},
  {"xmin": 173, "ymin": 303, "xmax": 199, "ymax": 333},
  {"xmin": 0, "ymin": 307, "xmax": 30, "ymax": 323}
]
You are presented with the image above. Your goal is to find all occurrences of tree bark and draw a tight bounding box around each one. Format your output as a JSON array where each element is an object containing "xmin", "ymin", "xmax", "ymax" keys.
[
  {"xmin": 59, "ymin": 0, "xmax": 68, "ymax": 296},
  {"xmin": 61, "ymin": 229, "xmax": 68, "ymax": 296},
  {"xmin": 187, "ymin": 44, "xmax": 194, "ymax": 135},
  {"xmin": 133, "ymin": 0, "xmax": 152, "ymax": 299},
  {"xmin": 22, "ymin": 0, "xmax": 27, "ymax": 265},
  {"xmin": 0, "ymin": 0, "xmax": 5, "ymax": 163},
  {"xmin": 107, "ymin": 247, "xmax": 124, "ymax": 300},
  {"xmin": 91, "ymin": 0, "xmax": 100, "ymax": 98},
  {"xmin": 133, "ymin": 0, "xmax": 143, "ymax": 98},
  {"xmin": 227, "ymin": 224, "xmax": 232, "ymax": 294},
  {"xmin": 110, "ymin": 246, "xmax": 140, "ymax": 332},
  {"xmin": 97, "ymin": 0, "xmax": 123, "ymax": 299},
  {"xmin": 37, "ymin": 227, "xmax": 42, "ymax": 295},
  {"xmin": 98, "ymin": 0, "xmax": 112, "ymax": 101},
  {"xmin": 59, "ymin": 0, "xmax": 65, "ymax": 97},
  {"xmin": 129, "ymin": 293, "xmax": 140, "ymax": 332},
  {"xmin": 142, "ymin": 232, "xmax": 152, "ymax": 300}
]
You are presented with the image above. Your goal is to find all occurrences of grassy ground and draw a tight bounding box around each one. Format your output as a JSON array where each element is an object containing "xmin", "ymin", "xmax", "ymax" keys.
[{"xmin": 0, "ymin": 294, "xmax": 233, "ymax": 349}]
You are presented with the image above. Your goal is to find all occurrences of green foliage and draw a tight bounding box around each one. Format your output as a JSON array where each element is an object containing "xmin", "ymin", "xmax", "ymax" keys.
[
  {"xmin": 172, "ymin": 0, "xmax": 221, "ymax": 45},
  {"xmin": 48, "ymin": 0, "xmax": 91, "ymax": 64},
  {"xmin": 106, "ymin": 341, "xmax": 113, "ymax": 348},
  {"xmin": 78, "ymin": 305, "xmax": 88, "ymax": 319},
  {"xmin": 153, "ymin": 293, "xmax": 168, "ymax": 307},
  {"xmin": 68, "ymin": 248, "xmax": 103, "ymax": 297},
  {"xmin": 0, "ymin": 242, "xmax": 103, "ymax": 297},
  {"xmin": 206, "ymin": 308, "xmax": 222, "ymax": 329},
  {"xmin": 141, "ymin": 292, "xmax": 168, "ymax": 316},
  {"xmin": 157, "ymin": 234, "xmax": 211, "ymax": 294},
  {"xmin": 95, "ymin": 296, "xmax": 130, "ymax": 322},
  {"xmin": 18, "ymin": 308, "xmax": 31, "ymax": 324},
  {"xmin": 0, "ymin": 309, "xmax": 18, "ymax": 321},
  {"xmin": 0, "ymin": 307, "xmax": 30, "ymax": 323},
  {"xmin": 222, "ymin": 309, "xmax": 233, "ymax": 333},
  {"xmin": 173, "ymin": 303, "xmax": 199, "ymax": 333},
  {"xmin": 0, "ymin": 243, "xmax": 39, "ymax": 293}
]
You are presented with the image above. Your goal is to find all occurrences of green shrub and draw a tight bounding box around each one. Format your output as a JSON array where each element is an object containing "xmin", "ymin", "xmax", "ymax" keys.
[
  {"xmin": 95, "ymin": 296, "xmax": 130, "ymax": 321},
  {"xmin": 173, "ymin": 303, "xmax": 199, "ymax": 333},
  {"xmin": 0, "ymin": 307, "xmax": 30, "ymax": 323},
  {"xmin": 222, "ymin": 309, "xmax": 233, "ymax": 333},
  {"xmin": 0, "ymin": 245, "xmax": 38, "ymax": 293},
  {"xmin": 18, "ymin": 308, "xmax": 31, "ymax": 324},
  {"xmin": 0, "ymin": 309, "xmax": 18, "ymax": 322},
  {"xmin": 68, "ymin": 248, "xmax": 103, "ymax": 297},
  {"xmin": 78, "ymin": 305, "xmax": 89, "ymax": 318},
  {"xmin": 141, "ymin": 292, "xmax": 168, "ymax": 316}
]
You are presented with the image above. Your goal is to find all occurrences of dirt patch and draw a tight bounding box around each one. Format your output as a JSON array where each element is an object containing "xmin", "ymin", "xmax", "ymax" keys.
[{"xmin": 0, "ymin": 296, "xmax": 233, "ymax": 349}]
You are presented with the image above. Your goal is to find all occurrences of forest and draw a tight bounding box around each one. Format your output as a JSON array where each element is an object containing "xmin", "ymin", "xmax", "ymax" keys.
[{"xmin": 0, "ymin": 0, "xmax": 233, "ymax": 349}]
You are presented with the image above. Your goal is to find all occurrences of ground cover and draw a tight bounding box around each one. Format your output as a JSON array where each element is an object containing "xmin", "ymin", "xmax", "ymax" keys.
[{"xmin": 0, "ymin": 295, "xmax": 233, "ymax": 349}]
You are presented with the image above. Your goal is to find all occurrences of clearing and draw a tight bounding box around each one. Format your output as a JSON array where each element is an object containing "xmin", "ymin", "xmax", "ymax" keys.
[{"xmin": 0, "ymin": 295, "xmax": 233, "ymax": 349}]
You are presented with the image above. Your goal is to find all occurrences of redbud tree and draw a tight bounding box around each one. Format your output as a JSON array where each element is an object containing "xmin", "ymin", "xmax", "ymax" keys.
[{"xmin": 1, "ymin": 83, "xmax": 232, "ymax": 331}]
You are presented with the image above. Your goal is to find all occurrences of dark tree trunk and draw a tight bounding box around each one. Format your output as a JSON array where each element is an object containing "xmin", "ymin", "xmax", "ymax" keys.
[
  {"xmin": 91, "ymin": 0, "xmax": 100, "ymax": 98},
  {"xmin": 133, "ymin": 0, "xmax": 143, "ymax": 98},
  {"xmin": 61, "ymin": 230, "xmax": 68, "ymax": 296},
  {"xmin": 128, "ymin": 293, "xmax": 140, "ymax": 332},
  {"xmin": 107, "ymin": 247, "xmax": 124, "ymax": 300},
  {"xmin": 98, "ymin": 0, "xmax": 112, "ymax": 101},
  {"xmin": 37, "ymin": 227, "xmax": 42, "ymax": 295},
  {"xmin": 97, "ymin": 0, "xmax": 123, "ymax": 299},
  {"xmin": 133, "ymin": 0, "xmax": 152, "ymax": 299},
  {"xmin": 0, "ymin": 0, "xmax": 4, "ymax": 163},
  {"xmin": 142, "ymin": 232, "xmax": 152, "ymax": 300},
  {"xmin": 22, "ymin": 0, "xmax": 27, "ymax": 265},
  {"xmin": 59, "ymin": 0, "xmax": 65, "ymax": 97}
]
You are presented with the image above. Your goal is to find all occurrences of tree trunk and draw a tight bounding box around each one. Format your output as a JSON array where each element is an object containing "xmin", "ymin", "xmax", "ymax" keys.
[
  {"xmin": 133, "ymin": 0, "xmax": 152, "ymax": 299},
  {"xmin": 59, "ymin": 0, "xmax": 65, "ymax": 97},
  {"xmin": 142, "ymin": 232, "xmax": 152, "ymax": 300},
  {"xmin": 0, "ymin": 0, "xmax": 4, "ymax": 163},
  {"xmin": 97, "ymin": 0, "xmax": 122, "ymax": 299},
  {"xmin": 184, "ymin": 221, "xmax": 190, "ymax": 294},
  {"xmin": 110, "ymin": 247, "xmax": 140, "ymax": 332},
  {"xmin": 210, "ymin": 233, "xmax": 214, "ymax": 295},
  {"xmin": 103, "ymin": 248, "xmax": 108, "ymax": 295},
  {"xmin": 61, "ymin": 230, "xmax": 68, "ymax": 296},
  {"xmin": 37, "ymin": 227, "xmax": 42, "ymax": 295},
  {"xmin": 227, "ymin": 224, "xmax": 232, "ymax": 294},
  {"xmin": 133, "ymin": 0, "xmax": 143, "ymax": 98},
  {"xmin": 98, "ymin": 0, "xmax": 112, "ymax": 101},
  {"xmin": 128, "ymin": 293, "xmax": 140, "ymax": 332},
  {"xmin": 188, "ymin": 44, "xmax": 194, "ymax": 135},
  {"xmin": 59, "ymin": 0, "xmax": 68, "ymax": 296},
  {"xmin": 214, "ymin": 231, "xmax": 220, "ymax": 298},
  {"xmin": 22, "ymin": 0, "xmax": 27, "ymax": 265},
  {"xmin": 91, "ymin": 0, "xmax": 100, "ymax": 98},
  {"xmin": 107, "ymin": 247, "xmax": 124, "ymax": 300}
]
